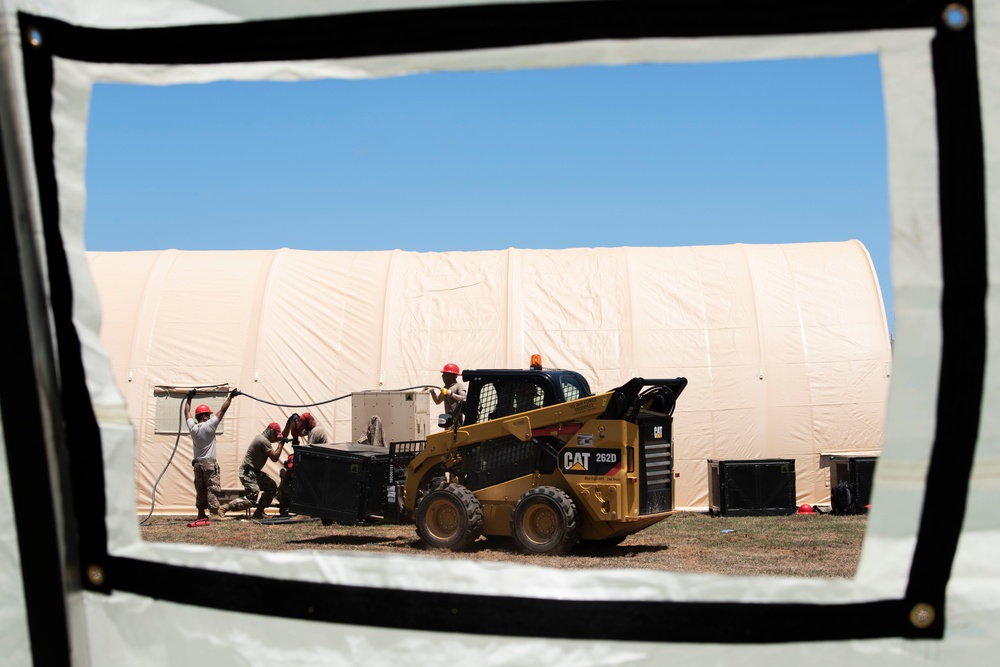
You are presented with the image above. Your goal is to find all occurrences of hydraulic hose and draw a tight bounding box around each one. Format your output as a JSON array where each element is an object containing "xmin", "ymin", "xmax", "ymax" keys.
[{"xmin": 234, "ymin": 385, "xmax": 438, "ymax": 409}]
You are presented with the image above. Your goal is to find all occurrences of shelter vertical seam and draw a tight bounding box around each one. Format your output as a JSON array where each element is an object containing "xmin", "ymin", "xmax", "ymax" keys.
[
  {"xmin": 129, "ymin": 249, "xmax": 179, "ymax": 511},
  {"xmin": 622, "ymin": 247, "xmax": 637, "ymax": 379},
  {"xmin": 779, "ymin": 243, "xmax": 815, "ymax": 464},
  {"xmin": 377, "ymin": 249, "xmax": 399, "ymax": 385},
  {"xmin": 740, "ymin": 243, "xmax": 769, "ymax": 459},
  {"xmin": 506, "ymin": 247, "xmax": 518, "ymax": 366},
  {"xmin": 238, "ymin": 248, "xmax": 282, "ymax": 477}
]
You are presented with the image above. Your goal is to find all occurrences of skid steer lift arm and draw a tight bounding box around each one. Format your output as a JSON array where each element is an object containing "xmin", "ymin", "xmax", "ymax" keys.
[{"xmin": 598, "ymin": 377, "xmax": 688, "ymax": 421}]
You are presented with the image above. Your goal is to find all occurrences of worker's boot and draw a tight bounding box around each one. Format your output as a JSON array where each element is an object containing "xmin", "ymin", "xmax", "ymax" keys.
[
  {"xmin": 251, "ymin": 507, "xmax": 266, "ymax": 520},
  {"xmin": 214, "ymin": 504, "xmax": 228, "ymax": 520}
]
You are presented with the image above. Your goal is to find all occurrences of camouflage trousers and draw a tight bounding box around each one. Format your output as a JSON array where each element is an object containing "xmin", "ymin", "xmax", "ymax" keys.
[
  {"xmin": 228, "ymin": 464, "xmax": 278, "ymax": 514},
  {"xmin": 192, "ymin": 458, "xmax": 221, "ymax": 512}
]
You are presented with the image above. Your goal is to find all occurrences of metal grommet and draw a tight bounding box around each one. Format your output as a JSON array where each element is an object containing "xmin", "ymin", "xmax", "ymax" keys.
[
  {"xmin": 26, "ymin": 26, "xmax": 43, "ymax": 48},
  {"xmin": 942, "ymin": 3, "xmax": 970, "ymax": 31},
  {"xmin": 909, "ymin": 602, "xmax": 936, "ymax": 629},
  {"xmin": 86, "ymin": 564, "xmax": 105, "ymax": 586}
]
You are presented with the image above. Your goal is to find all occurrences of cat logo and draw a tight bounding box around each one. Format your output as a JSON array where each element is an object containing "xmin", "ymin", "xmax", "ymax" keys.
[
  {"xmin": 563, "ymin": 451, "xmax": 591, "ymax": 471},
  {"xmin": 561, "ymin": 449, "xmax": 621, "ymax": 476},
  {"xmin": 653, "ymin": 426, "xmax": 663, "ymax": 439}
]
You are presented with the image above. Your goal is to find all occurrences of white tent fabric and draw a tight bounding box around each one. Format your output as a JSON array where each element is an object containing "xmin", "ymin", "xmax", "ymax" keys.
[
  {"xmin": 86, "ymin": 242, "xmax": 891, "ymax": 514},
  {"xmin": 2, "ymin": 1, "xmax": 999, "ymax": 666}
]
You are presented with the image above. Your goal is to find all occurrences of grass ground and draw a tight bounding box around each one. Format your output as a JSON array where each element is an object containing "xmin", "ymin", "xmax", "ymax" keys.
[{"xmin": 140, "ymin": 510, "xmax": 867, "ymax": 578}]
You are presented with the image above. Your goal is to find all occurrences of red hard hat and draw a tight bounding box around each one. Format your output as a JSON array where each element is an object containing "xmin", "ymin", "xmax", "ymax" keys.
[
  {"xmin": 267, "ymin": 422, "xmax": 282, "ymax": 433},
  {"xmin": 194, "ymin": 404, "xmax": 212, "ymax": 416},
  {"xmin": 300, "ymin": 412, "xmax": 312, "ymax": 423},
  {"xmin": 798, "ymin": 504, "xmax": 815, "ymax": 514},
  {"xmin": 441, "ymin": 363, "xmax": 460, "ymax": 375}
]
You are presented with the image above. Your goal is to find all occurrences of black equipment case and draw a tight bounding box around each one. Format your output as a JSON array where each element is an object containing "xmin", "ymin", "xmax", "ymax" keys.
[
  {"xmin": 707, "ymin": 458, "xmax": 797, "ymax": 516},
  {"xmin": 288, "ymin": 442, "xmax": 391, "ymax": 524},
  {"xmin": 829, "ymin": 455, "xmax": 878, "ymax": 513}
]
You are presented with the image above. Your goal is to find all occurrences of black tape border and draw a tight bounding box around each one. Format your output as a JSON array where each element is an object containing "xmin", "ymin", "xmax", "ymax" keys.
[{"xmin": 8, "ymin": 0, "xmax": 984, "ymax": 655}]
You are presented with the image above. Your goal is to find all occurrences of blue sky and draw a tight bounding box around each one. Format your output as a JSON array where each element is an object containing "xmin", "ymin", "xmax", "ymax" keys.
[{"xmin": 84, "ymin": 53, "xmax": 892, "ymax": 330}]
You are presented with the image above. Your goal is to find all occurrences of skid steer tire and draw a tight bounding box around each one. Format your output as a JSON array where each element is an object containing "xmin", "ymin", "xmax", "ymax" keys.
[
  {"xmin": 511, "ymin": 486, "xmax": 580, "ymax": 555},
  {"xmin": 415, "ymin": 482, "xmax": 483, "ymax": 551}
]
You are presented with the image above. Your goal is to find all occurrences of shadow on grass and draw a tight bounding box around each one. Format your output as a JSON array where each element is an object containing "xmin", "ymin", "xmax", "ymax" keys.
[
  {"xmin": 402, "ymin": 537, "xmax": 670, "ymax": 557},
  {"xmin": 561, "ymin": 545, "xmax": 671, "ymax": 558},
  {"xmin": 286, "ymin": 534, "xmax": 411, "ymax": 547}
]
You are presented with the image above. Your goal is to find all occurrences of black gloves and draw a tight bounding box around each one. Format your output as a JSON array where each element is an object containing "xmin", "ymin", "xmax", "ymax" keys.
[
  {"xmin": 185, "ymin": 389, "xmax": 197, "ymax": 400},
  {"xmin": 229, "ymin": 388, "xmax": 241, "ymax": 398}
]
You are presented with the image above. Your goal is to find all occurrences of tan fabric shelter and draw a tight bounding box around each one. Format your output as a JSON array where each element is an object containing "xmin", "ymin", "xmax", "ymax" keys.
[{"xmin": 86, "ymin": 240, "xmax": 891, "ymax": 514}]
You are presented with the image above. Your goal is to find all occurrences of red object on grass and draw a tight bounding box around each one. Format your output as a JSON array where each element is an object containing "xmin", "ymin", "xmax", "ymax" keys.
[
  {"xmin": 187, "ymin": 517, "xmax": 210, "ymax": 527},
  {"xmin": 797, "ymin": 504, "xmax": 815, "ymax": 514}
]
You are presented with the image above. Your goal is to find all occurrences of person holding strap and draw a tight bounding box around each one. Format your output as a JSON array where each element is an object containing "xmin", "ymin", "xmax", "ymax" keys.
[{"xmin": 184, "ymin": 388, "xmax": 237, "ymax": 526}]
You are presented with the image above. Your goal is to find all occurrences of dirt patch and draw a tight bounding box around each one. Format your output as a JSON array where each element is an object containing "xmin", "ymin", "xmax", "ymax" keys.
[{"xmin": 140, "ymin": 511, "xmax": 867, "ymax": 578}]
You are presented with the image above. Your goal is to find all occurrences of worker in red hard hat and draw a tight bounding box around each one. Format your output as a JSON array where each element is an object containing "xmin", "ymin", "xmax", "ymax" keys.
[
  {"xmin": 275, "ymin": 411, "xmax": 330, "ymax": 518},
  {"xmin": 278, "ymin": 411, "xmax": 329, "ymax": 447},
  {"xmin": 432, "ymin": 362, "xmax": 467, "ymax": 427},
  {"xmin": 298, "ymin": 411, "xmax": 330, "ymax": 445},
  {"xmin": 184, "ymin": 388, "xmax": 238, "ymax": 525},
  {"xmin": 220, "ymin": 421, "xmax": 285, "ymax": 521}
]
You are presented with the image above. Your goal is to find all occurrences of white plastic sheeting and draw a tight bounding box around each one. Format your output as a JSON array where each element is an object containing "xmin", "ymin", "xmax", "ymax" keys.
[
  {"xmin": 86, "ymin": 241, "xmax": 891, "ymax": 514},
  {"xmin": 2, "ymin": 1, "xmax": 998, "ymax": 666}
]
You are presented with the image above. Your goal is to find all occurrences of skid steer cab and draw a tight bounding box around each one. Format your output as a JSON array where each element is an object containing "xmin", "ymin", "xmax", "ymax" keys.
[{"xmin": 403, "ymin": 365, "xmax": 687, "ymax": 555}]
